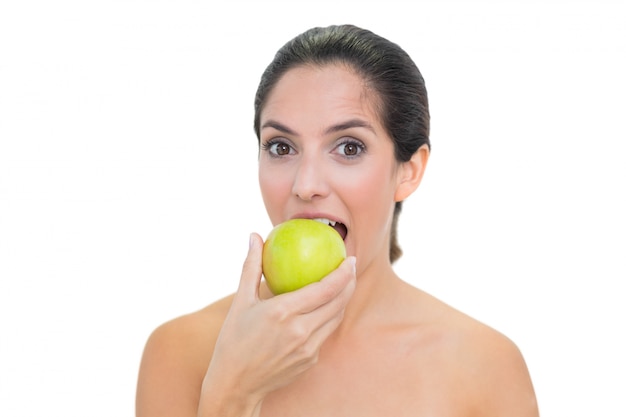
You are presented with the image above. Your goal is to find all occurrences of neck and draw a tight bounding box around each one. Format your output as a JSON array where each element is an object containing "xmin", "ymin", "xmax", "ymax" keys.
[{"xmin": 333, "ymin": 254, "xmax": 403, "ymax": 336}]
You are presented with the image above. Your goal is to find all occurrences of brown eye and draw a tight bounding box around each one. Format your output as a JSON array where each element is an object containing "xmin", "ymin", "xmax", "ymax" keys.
[
  {"xmin": 344, "ymin": 143, "xmax": 358, "ymax": 156},
  {"xmin": 336, "ymin": 140, "xmax": 365, "ymax": 158},
  {"xmin": 262, "ymin": 140, "xmax": 294, "ymax": 157},
  {"xmin": 276, "ymin": 143, "xmax": 290, "ymax": 155}
]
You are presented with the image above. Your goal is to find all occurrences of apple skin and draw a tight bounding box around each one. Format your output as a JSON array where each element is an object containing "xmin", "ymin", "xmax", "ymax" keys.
[{"xmin": 262, "ymin": 219, "xmax": 347, "ymax": 295}]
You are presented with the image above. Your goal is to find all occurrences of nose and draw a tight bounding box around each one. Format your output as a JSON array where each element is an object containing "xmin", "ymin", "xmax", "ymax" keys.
[{"xmin": 292, "ymin": 155, "xmax": 329, "ymax": 201}]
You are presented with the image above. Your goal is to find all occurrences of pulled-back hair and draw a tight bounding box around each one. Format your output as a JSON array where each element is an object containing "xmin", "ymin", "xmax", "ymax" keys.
[{"xmin": 254, "ymin": 24, "xmax": 430, "ymax": 263}]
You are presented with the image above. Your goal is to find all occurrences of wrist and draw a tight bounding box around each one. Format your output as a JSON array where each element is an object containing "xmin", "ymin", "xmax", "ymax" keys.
[{"xmin": 198, "ymin": 373, "xmax": 263, "ymax": 417}]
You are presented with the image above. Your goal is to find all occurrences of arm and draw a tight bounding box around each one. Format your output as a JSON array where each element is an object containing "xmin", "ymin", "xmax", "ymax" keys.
[
  {"xmin": 198, "ymin": 233, "xmax": 356, "ymax": 416},
  {"xmin": 136, "ymin": 233, "xmax": 356, "ymax": 417}
]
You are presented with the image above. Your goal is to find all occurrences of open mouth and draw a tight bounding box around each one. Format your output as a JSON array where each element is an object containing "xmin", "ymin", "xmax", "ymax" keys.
[{"xmin": 313, "ymin": 218, "xmax": 348, "ymax": 241}]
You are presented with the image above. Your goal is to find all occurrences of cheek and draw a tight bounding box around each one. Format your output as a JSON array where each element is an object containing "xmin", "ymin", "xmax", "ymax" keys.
[
  {"xmin": 339, "ymin": 163, "xmax": 398, "ymax": 236},
  {"xmin": 258, "ymin": 165, "xmax": 291, "ymax": 224},
  {"xmin": 346, "ymin": 165, "xmax": 398, "ymax": 259},
  {"xmin": 343, "ymin": 162, "xmax": 397, "ymax": 206}
]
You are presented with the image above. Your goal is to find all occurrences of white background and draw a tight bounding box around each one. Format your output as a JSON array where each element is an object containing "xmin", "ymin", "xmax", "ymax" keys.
[{"xmin": 1, "ymin": 1, "xmax": 624, "ymax": 416}]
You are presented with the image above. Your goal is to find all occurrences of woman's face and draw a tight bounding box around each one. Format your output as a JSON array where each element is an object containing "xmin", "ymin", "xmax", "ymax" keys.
[{"xmin": 258, "ymin": 64, "xmax": 405, "ymax": 272}]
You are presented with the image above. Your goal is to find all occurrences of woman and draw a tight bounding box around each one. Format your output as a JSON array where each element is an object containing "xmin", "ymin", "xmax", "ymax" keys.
[{"xmin": 136, "ymin": 24, "xmax": 539, "ymax": 416}]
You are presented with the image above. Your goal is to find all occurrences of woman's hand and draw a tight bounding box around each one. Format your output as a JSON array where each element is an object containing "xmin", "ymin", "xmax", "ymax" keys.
[{"xmin": 198, "ymin": 233, "xmax": 357, "ymax": 417}]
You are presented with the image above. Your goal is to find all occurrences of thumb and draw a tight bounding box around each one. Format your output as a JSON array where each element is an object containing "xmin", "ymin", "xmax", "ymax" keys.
[{"xmin": 235, "ymin": 233, "xmax": 264, "ymax": 304}]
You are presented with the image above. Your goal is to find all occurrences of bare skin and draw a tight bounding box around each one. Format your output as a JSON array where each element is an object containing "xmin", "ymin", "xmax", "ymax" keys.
[
  {"xmin": 136, "ymin": 236, "xmax": 538, "ymax": 417},
  {"xmin": 137, "ymin": 239, "xmax": 538, "ymax": 417},
  {"xmin": 136, "ymin": 64, "xmax": 539, "ymax": 416}
]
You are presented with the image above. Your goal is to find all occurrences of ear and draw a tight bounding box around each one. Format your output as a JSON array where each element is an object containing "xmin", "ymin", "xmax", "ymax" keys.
[{"xmin": 394, "ymin": 144, "xmax": 430, "ymax": 202}]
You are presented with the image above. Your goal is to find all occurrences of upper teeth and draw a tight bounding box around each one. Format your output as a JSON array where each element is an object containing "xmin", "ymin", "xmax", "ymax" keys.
[{"xmin": 313, "ymin": 218, "xmax": 336, "ymax": 226}]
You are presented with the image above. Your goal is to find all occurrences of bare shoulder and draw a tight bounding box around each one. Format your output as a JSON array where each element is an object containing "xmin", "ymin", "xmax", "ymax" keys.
[
  {"xmin": 416, "ymin": 290, "xmax": 539, "ymax": 416},
  {"xmin": 462, "ymin": 322, "xmax": 539, "ymax": 416},
  {"xmin": 136, "ymin": 294, "xmax": 235, "ymax": 417},
  {"xmin": 142, "ymin": 294, "xmax": 234, "ymax": 368}
]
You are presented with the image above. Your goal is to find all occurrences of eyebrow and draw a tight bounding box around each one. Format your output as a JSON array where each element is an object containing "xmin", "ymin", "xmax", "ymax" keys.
[
  {"xmin": 324, "ymin": 119, "xmax": 375, "ymax": 135},
  {"xmin": 261, "ymin": 118, "xmax": 375, "ymax": 136},
  {"xmin": 261, "ymin": 120, "xmax": 297, "ymax": 136}
]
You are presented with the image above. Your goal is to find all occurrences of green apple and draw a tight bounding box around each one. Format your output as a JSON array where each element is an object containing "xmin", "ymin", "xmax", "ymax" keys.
[{"xmin": 262, "ymin": 218, "xmax": 347, "ymax": 295}]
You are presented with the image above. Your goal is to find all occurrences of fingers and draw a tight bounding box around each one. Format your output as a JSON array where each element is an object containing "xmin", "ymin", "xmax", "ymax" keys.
[
  {"xmin": 302, "ymin": 261, "xmax": 356, "ymax": 343},
  {"xmin": 282, "ymin": 256, "xmax": 357, "ymax": 315},
  {"xmin": 236, "ymin": 236, "xmax": 356, "ymax": 345},
  {"xmin": 206, "ymin": 234, "xmax": 355, "ymax": 406},
  {"xmin": 265, "ymin": 256, "xmax": 356, "ymax": 369},
  {"xmin": 235, "ymin": 233, "xmax": 264, "ymax": 304}
]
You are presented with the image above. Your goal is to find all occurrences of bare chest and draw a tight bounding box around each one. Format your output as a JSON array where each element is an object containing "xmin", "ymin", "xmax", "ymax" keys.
[{"xmin": 259, "ymin": 337, "xmax": 470, "ymax": 417}]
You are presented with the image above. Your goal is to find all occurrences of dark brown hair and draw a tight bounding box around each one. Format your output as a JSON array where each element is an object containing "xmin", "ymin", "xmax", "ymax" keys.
[{"xmin": 254, "ymin": 24, "xmax": 430, "ymax": 263}]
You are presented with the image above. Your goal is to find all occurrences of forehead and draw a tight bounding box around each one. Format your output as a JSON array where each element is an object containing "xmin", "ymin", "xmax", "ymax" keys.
[{"xmin": 261, "ymin": 64, "xmax": 383, "ymax": 129}]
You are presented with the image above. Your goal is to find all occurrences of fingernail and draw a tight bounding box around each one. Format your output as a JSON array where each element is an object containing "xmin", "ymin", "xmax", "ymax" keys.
[{"xmin": 249, "ymin": 233, "xmax": 255, "ymax": 249}]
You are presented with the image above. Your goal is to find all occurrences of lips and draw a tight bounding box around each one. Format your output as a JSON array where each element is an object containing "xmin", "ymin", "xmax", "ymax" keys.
[{"xmin": 312, "ymin": 218, "xmax": 348, "ymax": 240}]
